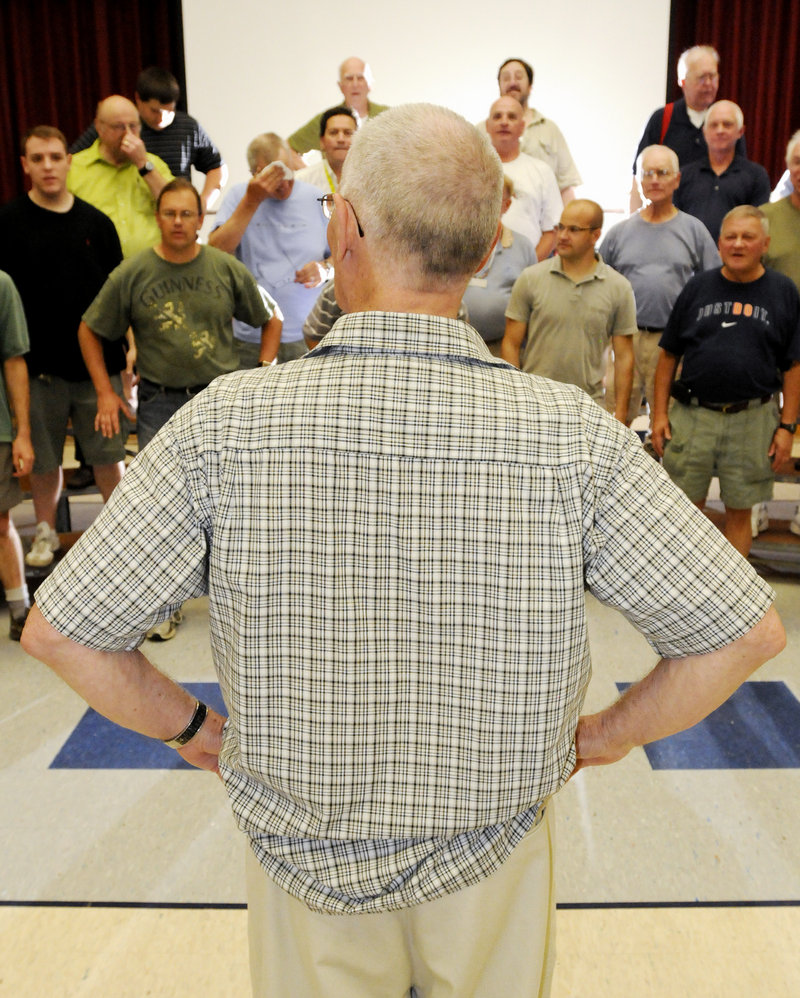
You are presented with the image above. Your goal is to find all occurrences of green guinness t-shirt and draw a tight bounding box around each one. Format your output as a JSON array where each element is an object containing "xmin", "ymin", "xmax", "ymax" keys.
[{"xmin": 84, "ymin": 246, "xmax": 273, "ymax": 387}]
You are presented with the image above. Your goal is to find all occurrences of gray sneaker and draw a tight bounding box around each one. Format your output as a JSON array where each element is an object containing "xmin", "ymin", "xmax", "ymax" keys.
[{"xmin": 9, "ymin": 608, "xmax": 29, "ymax": 642}]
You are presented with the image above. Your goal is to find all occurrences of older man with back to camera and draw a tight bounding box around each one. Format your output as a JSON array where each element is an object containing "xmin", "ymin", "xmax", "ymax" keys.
[{"xmin": 23, "ymin": 105, "xmax": 787, "ymax": 997}]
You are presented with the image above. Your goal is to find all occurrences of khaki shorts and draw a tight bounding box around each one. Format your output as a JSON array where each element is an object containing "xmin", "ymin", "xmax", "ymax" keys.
[
  {"xmin": 29, "ymin": 374, "xmax": 129, "ymax": 474},
  {"xmin": 0, "ymin": 443, "xmax": 22, "ymax": 513},
  {"xmin": 663, "ymin": 398, "xmax": 778, "ymax": 509}
]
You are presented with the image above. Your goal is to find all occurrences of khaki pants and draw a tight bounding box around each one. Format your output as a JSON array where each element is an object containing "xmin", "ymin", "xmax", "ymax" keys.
[
  {"xmin": 246, "ymin": 802, "xmax": 556, "ymax": 998},
  {"xmin": 605, "ymin": 328, "xmax": 662, "ymax": 425}
]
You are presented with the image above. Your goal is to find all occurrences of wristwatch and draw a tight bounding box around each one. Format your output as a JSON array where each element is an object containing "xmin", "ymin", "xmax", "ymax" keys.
[
  {"xmin": 778, "ymin": 421, "xmax": 798, "ymax": 433},
  {"xmin": 138, "ymin": 160, "xmax": 155, "ymax": 177},
  {"xmin": 163, "ymin": 700, "xmax": 208, "ymax": 748}
]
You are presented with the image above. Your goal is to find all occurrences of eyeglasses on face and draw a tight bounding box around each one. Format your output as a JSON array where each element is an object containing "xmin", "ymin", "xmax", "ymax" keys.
[
  {"xmin": 318, "ymin": 194, "xmax": 364, "ymax": 237},
  {"xmin": 554, "ymin": 223, "xmax": 596, "ymax": 234},
  {"xmin": 640, "ymin": 168, "xmax": 675, "ymax": 179},
  {"xmin": 159, "ymin": 210, "xmax": 199, "ymax": 220}
]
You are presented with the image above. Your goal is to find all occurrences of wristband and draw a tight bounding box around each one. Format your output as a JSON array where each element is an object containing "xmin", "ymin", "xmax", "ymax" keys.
[
  {"xmin": 778, "ymin": 421, "xmax": 797, "ymax": 434},
  {"xmin": 164, "ymin": 700, "xmax": 208, "ymax": 748}
]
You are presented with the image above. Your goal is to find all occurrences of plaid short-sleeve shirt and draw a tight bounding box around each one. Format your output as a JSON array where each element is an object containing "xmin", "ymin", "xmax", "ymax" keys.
[{"xmin": 37, "ymin": 312, "xmax": 773, "ymax": 913}]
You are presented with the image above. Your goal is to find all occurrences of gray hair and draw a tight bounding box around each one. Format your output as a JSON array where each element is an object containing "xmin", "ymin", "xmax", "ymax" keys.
[
  {"xmin": 786, "ymin": 129, "xmax": 800, "ymax": 164},
  {"xmin": 637, "ymin": 144, "xmax": 680, "ymax": 175},
  {"xmin": 720, "ymin": 204, "xmax": 769, "ymax": 238},
  {"xmin": 677, "ymin": 45, "xmax": 719, "ymax": 83},
  {"xmin": 246, "ymin": 133, "xmax": 289, "ymax": 172},
  {"xmin": 704, "ymin": 100, "xmax": 744, "ymax": 131},
  {"xmin": 340, "ymin": 104, "xmax": 502, "ymax": 283}
]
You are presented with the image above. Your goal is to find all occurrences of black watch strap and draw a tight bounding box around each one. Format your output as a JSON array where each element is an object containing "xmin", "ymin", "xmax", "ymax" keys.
[
  {"xmin": 164, "ymin": 700, "xmax": 208, "ymax": 748},
  {"xmin": 778, "ymin": 421, "xmax": 798, "ymax": 433}
]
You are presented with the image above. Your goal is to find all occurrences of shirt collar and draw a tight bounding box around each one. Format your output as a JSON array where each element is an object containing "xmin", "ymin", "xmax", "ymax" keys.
[
  {"xmin": 551, "ymin": 252, "xmax": 608, "ymax": 284},
  {"xmin": 308, "ymin": 311, "xmax": 509, "ymax": 366}
]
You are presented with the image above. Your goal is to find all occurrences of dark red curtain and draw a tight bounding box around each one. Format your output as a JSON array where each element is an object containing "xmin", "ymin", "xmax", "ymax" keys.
[
  {"xmin": 0, "ymin": 0, "xmax": 185, "ymax": 203},
  {"xmin": 668, "ymin": 0, "xmax": 800, "ymax": 184}
]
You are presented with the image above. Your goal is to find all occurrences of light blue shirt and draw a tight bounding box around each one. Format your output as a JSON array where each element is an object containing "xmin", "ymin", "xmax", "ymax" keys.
[
  {"xmin": 462, "ymin": 226, "xmax": 538, "ymax": 342},
  {"xmin": 214, "ymin": 180, "xmax": 329, "ymax": 343}
]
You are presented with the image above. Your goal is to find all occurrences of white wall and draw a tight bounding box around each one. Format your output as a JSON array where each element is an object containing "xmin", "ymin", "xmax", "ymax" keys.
[{"xmin": 182, "ymin": 0, "xmax": 671, "ymax": 217}]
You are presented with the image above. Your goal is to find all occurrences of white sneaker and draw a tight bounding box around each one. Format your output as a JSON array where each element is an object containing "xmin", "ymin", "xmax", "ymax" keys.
[
  {"xmin": 146, "ymin": 608, "xmax": 184, "ymax": 642},
  {"xmin": 790, "ymin": 505, "xmax": 800, "ymax": 537},
  {"xmin": 750, "ymin": 503, "xmax": 769, "ymax": 538},
  {"xmin": 25, "ymin": 522, "xmax": 61, "ymax": 567}
]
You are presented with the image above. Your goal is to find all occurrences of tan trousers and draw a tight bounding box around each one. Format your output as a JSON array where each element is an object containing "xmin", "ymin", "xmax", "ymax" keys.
[
  {"xmin": 246, "ymin": 802, "xmax": 556, "ymax": 998},
  {"xmin": 605, "ymin": 328, "xmax": 663, "ymax": 425}
]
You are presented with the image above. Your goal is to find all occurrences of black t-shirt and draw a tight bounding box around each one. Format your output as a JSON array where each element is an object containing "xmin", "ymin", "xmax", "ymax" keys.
[
  {"xmin": 660, "ymin": 267, "xmax": 800, "ymax": 401},
  {"xmin": 0, "ymin": 195, "xmax": 125, "ymax": 379}
]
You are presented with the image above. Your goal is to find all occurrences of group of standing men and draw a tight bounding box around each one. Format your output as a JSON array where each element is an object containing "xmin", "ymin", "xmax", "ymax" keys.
[{"xmin": 0, "ymin": 39, "xmax": 794, "ymax": 998}]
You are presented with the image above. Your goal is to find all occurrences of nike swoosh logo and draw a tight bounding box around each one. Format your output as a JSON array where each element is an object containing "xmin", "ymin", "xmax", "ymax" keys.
[{"xmin": 721, "ymin": 321, "xmax": 737, "ymax": 327}]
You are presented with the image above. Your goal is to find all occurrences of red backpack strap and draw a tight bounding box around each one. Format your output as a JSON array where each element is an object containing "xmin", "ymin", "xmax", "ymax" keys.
[{"xmin": 659, "ymin": 102, "xmax": 675, "ymax": 143}]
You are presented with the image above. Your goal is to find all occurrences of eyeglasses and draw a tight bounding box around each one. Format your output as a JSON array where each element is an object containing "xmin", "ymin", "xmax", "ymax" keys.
[
  {"xmin": 159, "ymin": 210, "xmax": 199, "ymax": 220},
  {"xmin": 554, "ymin": 223, "xmax": 596, "ymax": 234},
  {"xmin": 640, "ymin": 169, "xmax": 675, "ymax": 179},
  {"xmin": 99, "ymin": 121, "xmax": 140, "ymax": 133},
  {"xmin": 318, "ymin": 194, "xmax": 364, "ymax": 237}
]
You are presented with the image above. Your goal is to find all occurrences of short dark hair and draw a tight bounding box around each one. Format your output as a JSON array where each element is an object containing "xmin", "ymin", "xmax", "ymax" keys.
[
  {"xmin": 156, "ymin": 177, "xmax": 202, "ymax": 214},
  {"xmin": 21, "ymin": 125, "xmax": 68, "ymax": 156},
  {"xmin": 319, "ymin": 105, "xmax": 357, "ymax": 138},
  {"xmin": 135, "ymin": 66, "xmax": 180, "ymax": 104},
  {"xmin": 497, "ymin": 58, "xmax": 534, "ymax": 86}
]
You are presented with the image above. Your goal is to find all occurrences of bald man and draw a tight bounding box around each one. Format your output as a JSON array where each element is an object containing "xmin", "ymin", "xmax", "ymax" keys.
[
  {"xmin": 485, "ymin": 97, "xmax": 561, "ymax": 260},
  {"xmin": 287, "ymin": 57, "xmax": 389, "ymax": 157},
  {"xmin": 67, "ymin": 95, "xmax": 173, "ymax": 258},
  {"xmin": 673, "ymin": 100, "xmax": 771, "ymax": 242}
]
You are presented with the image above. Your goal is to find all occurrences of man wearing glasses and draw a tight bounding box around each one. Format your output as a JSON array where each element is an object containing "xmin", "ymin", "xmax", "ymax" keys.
[
  {"xmin": 78, "ymin": 178, "xmax": 280, "ymax": 455},
  {"xmin": 67, "ymin": 95, "xmax": 173, "ymax": 259},
  {"xmin": 77, "ymin": 177, "xmax": 280, "ymax": 641},
  {"xmin": 502, "ymin": 199, "xmax": 638, "ymax": 423},
  {"xmin": 22, "ymin": 107, "xmax": 786, "ymax": 996},
  {"xmin": 630, "ymin": 45, "xmax": 746, "ymax": 213},
  {"xmin": 601, "ymin": 144, "xmax": 720, "ymax": 426}
]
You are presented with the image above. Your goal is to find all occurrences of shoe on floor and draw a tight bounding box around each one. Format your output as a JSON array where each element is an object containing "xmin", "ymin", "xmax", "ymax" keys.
[
  {"xmin": 750, "ymin": 503, "xmax": 769, "ymax": 539},
  {"xmin": 67, "ymin": 465, "xmax": 95, "ymax": 490},
  {"xmin": 790, "ymin": 505, "xmax": 800, "ymax": 537},
  {"xmin": 9, "ymin": 607, "xmax": 29, "ymax": 642},
  {"xmin": 146, "ymin": 608, "xmax": 184, "ymax": 642},
  {"xmin": 25, "ymin": 521, "xmax": 62, "ymax": 567}
]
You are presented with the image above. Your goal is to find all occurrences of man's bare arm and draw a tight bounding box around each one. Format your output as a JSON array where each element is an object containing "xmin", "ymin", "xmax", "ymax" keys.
[
  {"xmin": 611, "ymin": 334, "xmax": 635, "ymax": 424},
  {"xmin": 3, "ymin": 355, "xmax": 34, "ymax": 476},
  {"xmin": 770, "ymin": 359, "xmax": 800, "ymax": 470},
  {"xmin": 574, "ymin": 605, "xmax": 785, "ymax": 770},
  {"xmin": 78, "ymin": 321, "xmax": 133, "ymax": 437},
  {"xmin": 208, "ymin": 165, "xmax": 287, "ymax": 254},
  {"xmin": 258, "ymin": 312, "xmax": 283, "ymax": 365},
  {"xmin": 535, "ymin": 230, "xmax": 556, "ymax": 261},
  {"xmin": 200, "ymin": 164, "xmax": 228, "ymax": 214},
  {"xmin": 501, "ymin": 318, "xmax": 527, "ymax": 368},
  {"xmin": 21, "ymin": 606, "xmax": 226, "ymax": 773},
  {"xmin": 651, "ymin": 348, "xmax": 679, "ymax": 457}
]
